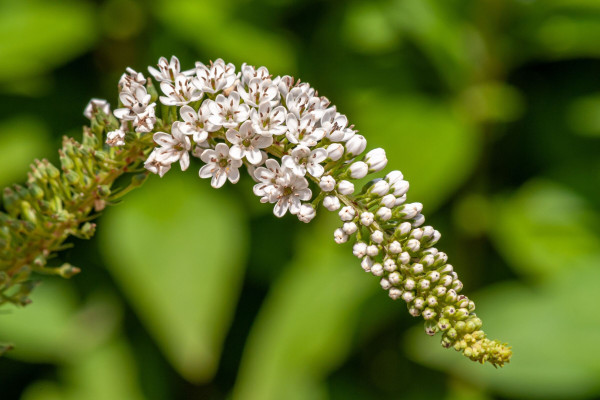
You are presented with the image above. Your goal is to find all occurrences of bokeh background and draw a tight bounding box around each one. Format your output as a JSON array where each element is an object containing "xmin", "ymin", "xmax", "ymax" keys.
[{"xmin": 1, "ymin": 0, "xmax": 600, "ymax": 399}]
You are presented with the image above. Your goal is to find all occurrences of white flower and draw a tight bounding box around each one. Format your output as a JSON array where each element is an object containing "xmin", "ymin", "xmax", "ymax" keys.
[
  {"xmin": 339, "ymin": 206, "xmax": 355, "ymax": 222},
  {"xmin": 144, "ymin": 149, "xmax": 171, "ymax": 177},
  {"xmin": 273, "ymin": 75, "xmax": 294, "ymax": 97},
  {"xmin": 239, "ymin": 63, "xmax": 270, "ymax": 87},
  {"xmin": 285, "ymin": 113, "xmax": 325, "ymax": 147},
  {"xmin": 298, "ymin": 204, "xmax": 316, "ymax": 223},
  {"xmin": 119, "ymin": 67, "xmax": 146, "ymax": 92},
  {"xmin": 320, "ymin": 108, "xmax": 350, "ymax": 142},
  {"xmin": 326, "ymin": 143, "xmax": 344, "ymax": 161},
  {"xmin": 208, "ymin": 92, "xmax": 250, "ymax": 129},
  {"xmin": 365, "ymin": 148, "xmax": 388, "ymax": 172},
  {"xmin": 133, "ymin": 104, "xmax": 157, "ymax": 133},
  {"xmin": 323, "ymin": 195, "xmax": 340, "ymax": 211},
  {"xmin": 281, "ymin": 145, "xmax": 327, "ymax": 177},
  {"xmin": 370, "ymin": 180, "xmax": 390, "ymax": 196},
  {"xmin": 238, "ymin": 77, "xmax": 279, "ymax": 107},
  {"xmin": 319, "ymin": 175, "xmax": 336, "ymax": 192},
  {"xmin": 285, "ymin": 86, "xmax": 319, "ymax": 118},
  {"xmin": 252, "ymin": 159, "xmax": 286, "ymax": 200},
  {"xmin": 152, "ymin": 122, "xmax": 191, "ymax": 171},
  {"xmin": 199, "ymin": 143, "xmax": 242, "ymax": 188},
  {"xmin": 345, "ymin": 134, "xmax": 367, "ymax": 156},
  {"xmin": 179, "ymin": 103, "xmax": 218, "ymax": 144},
  {"xmin": 337, "ymin": 180, "xmax": 354, "ymax": 195},
  {"xmin": 376, "ymin": 206, "xmax": 392, "ymax": 221},
  {"xmin": 84, "ymin": 98, "xmax": 110, "ymax": 119},
  {"xmin": 106, "ymin": 129, "xmax": 126, "ymax": 147},
  {"xmin": 250, "ymin": 102, "xmax": 287, "ymax": 136},
  {"xmin": 226, "ymin": 121, "xmax": 273, "ymax": 165},
  {"xmin": 360, "ymin": 212, "xmax": 374, "ymax": 226},
  {"xmin": 114, "ymin": 85, "xmax": 152, "ymax": 121},
  {"xmin": 148, "ymin": 56, "xmax": 181, "ymax": 82},
  {"xmin": 271, "ymin": 171, "xmax": 312, "ymax": 217},
  {"xmin": 349, "ymin": 161, "xmax": 368, "ymax": 179},
  {"xmin": 334, "ymin": 228, "xmax": 348, "ymax": 244},
  {"xmin": 194, "ymin": 59, "xmax": 237, "ymax": 94},
  {"xmin": 159, "ymin": 74, "xmax": 203, "ymax": 106}
]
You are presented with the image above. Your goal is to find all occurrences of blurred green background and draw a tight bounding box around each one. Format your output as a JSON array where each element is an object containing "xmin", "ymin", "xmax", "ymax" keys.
[{"xmin": 1, "ymin": 0, "xmax": 600, "ymax": 399}]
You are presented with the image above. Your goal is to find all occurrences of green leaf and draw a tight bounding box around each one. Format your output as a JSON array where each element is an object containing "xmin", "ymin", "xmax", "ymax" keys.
[
  {"xmin": 490, "ymin": 179, "xmax": 600, "ymax": 278},
  {"xmin": 100, "ymin": 172, "xmax": 248, "ymax": 383},
  {"xmin": 232, "ymin": 215, "xmax": 375, "ymax": 400},
  {"xmin": 0, "ymin": 0, "xmax": 97, "ymax": 85},
  {"xmin": 405, "ymin": 264, "xmax": 600, "ymax": 399},
  {"xmin": 0, "ymin": 116, "xmax": 51, "ymax": 187},
  {"xmin": 348, "ymin": 92, "xmax": 481, "ymax": 211}
]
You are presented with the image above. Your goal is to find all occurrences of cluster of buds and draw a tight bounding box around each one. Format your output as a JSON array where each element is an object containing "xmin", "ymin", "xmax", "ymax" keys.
[{"xmin": 0, "ymin": 56, "xmax": 511, "ymax": 366}]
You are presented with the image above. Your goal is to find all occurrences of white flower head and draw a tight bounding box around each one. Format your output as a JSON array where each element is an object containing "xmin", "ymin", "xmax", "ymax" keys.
[
  {"xmin": 208, "ymin": 92, "xmax": 250, "ymax": 129},
  {"xmin": 179, "ymin": 103, "xmax": 218, "ymax": 144},
  {"xmin": 114, "ymin": 85, "xmax": 152, "ymax": 121},
  {"xmin": 285, "ymin": 86, "xmax": 319, "ymax": 118},
  {"xmin": 273, "ymin": 75, "xmax": 294, "ymax": 97},
  {"xmin": 320, "ymin": 108, "xmax": 350, "ymax": 142},
  {"xmin": 226, "ymin": 121, "xmax": 273, "ymax": 165},
  {"xmin": 199, "ymin": 143, "xmax": 243, "ymax": 188},
  {"xmin": 144, "ymin": 149, "xmax": 172, "ymax": 178},
  {"xmin": 281, "ymin": 145, "xmax": 327, "ymax": 177},
  {"xmin": 285, "ymin": 113, "xmax": 325, "ymax": 147},
  {"xmin": 119, "ymin": 67, "xmax": 147, "ymax": 92},
  {"xmin": 152, "ymin": 122, "xmax": 191, "ymax": 171},
  {"xmin": 84, "ymin": 98, "xmax": 111, "ymax": 120},
  {"xmin": 194, "ymin": 58, "xmax": 237, "ymax": 94},
  {"xmin": 238, "ymin": 77, "xmax": 279, "ymax": 108},
  {"xmin": 106, "ymin": 129, "xmax": 126, "ymax": 147},
  {"xmin": 253, "ymin": 159, "xmax": 286, "ymax": 201},
  {"xmin": 263, "ymin": 170, "xmax": 312, "ymax": 217},
  {"xmin": 148, "ymin": 56, "xmax": 181, "ymax": 82},
  {"xmin": 250, "ymin": 102, "xmax": 287, "ymax": 136},
  {"xmin": 159, "ymin": 74, "xmax": 203, "ymax": 106}
]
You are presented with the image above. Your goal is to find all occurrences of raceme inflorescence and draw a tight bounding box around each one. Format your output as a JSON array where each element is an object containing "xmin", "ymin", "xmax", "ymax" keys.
[{"xmin": 0, "ymin": 57, "xmax": 512, "ymax": 366}]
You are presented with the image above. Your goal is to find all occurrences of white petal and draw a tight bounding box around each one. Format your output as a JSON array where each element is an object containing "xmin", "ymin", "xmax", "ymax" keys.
[
  {"xmin": 246, "ymin": 149, "xmax": 263, "ymax": 165},
  {"xmin": 229, "ymin": 145, "xmax": 244, "ymax": 160}
]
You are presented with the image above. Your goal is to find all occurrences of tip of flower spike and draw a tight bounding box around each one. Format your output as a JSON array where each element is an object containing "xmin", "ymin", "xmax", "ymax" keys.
[{"xmin": 452, "ymin": 333, "xmax": 512, "ymax": 367}]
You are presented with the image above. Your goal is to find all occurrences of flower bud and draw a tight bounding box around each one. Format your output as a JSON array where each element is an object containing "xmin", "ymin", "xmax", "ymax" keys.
[
  {"xmin": 412, "ymin": 214, "xmax": 425, "ymax": 227},
  {"xmin": 395, "ymin": 194, "xmax": 407, "ymax": 206},
  {"xmin": 334, "ymin": 228, "xmax": 348, "ymax": 244},
  {"xmin": 388, "ymin": 272, "xmax": 402, "ymax": 285},
  {"xmin": 319, "ymin": 175, "xmax": 336, "ymax": 192},
  {"xmin": 323, "ymin": 195, "xmax": 340, "ymax": 211},
  {"xmin": 337, "ymin": 180, "xmax": 354, "ymax": 195},
  {"xmin": 398, "ymin": 252, "xmax": 410, "ymax": 265},
  {"xmin": 380, "ymin": 278, "xmax": 391, "ymax": 290},
  {"xmin": 353, "ymin": 242, "xmax": 367, "ymax": 258},
  {"xmin": 327, "ymin": 143, "xmax": 344, "ymax": 161},
  {"xmin": 386, "ymin": 170, "xmax": 403, "ymax": 184},
  {"xmin": 361, "ymin": 256, "xmax": 373, "ymax": 272},
  {"xmin": 365, "ymin": 148, "xmax": 387, "ymax": 172},
  {"xmin": 406, "ymin": 239, "xmax": 420, "ymax": 253},
  {"xmin": 380, "ymin": 194, "xmax": 395, "ymax": 208},
  {"xmin": 423, "ymin": 308, "xmax": 436, "ymax": 320},
  {"xmin": 411, "ymin": 263, "xmax": 424, "ymax": 275},
  {"xmin": 389, "ymin": 240, "xmax": 402, "ymax": 254},
  {"xmin": 389, "ymin": 288, "xmax": 402, "ymax": 300},
  {"xmin": 370, "ymin": 180, "xmax": 390, "ymax": 196},
  {"xmin": 383, "ymin": 257, "xmax": 397, "ymax": 272},
  {"xmin": 402, "ymin": 291, "xmax": 415, "ymax": 303},
  {"xmin": 370, "ymin": 230, "xmax": 383, "ymax": 244},
  {"xmin": 298, "ymin": 204, "xmax": 316, "ymax": 223},
  {"xmin": 376, "ymin": 206, "xmax": 392, "ymax": 221},
  {"xmin": 404, "ymin": 278, "xmax": 415, "ymax": 290},
  {"xmin": 338, "ymin": 206, "xmax": 355, "ymax": 222},
  {"xmin": 345, "ymin": 134, "xmax": 367, "ymax": 156},
  {"xmin": 343, "ymin": 222, "xmax": 358, "ymax": 235},
  {"xmin": 391, "ymin": 180, "xmax": 409, "ymax": 197},
  {"xmin": 349, "ymin": 162, "xmax": 368, "ymax": 179},
  {"xmin": 427, "ymin": 295, "xmax": 438, "ymax": 307},
  {"xmin": 360, "ymin": 212, "xmax": 374, "ymax": 226},
  {"xmin": 371, "ymin": 263, "xmax": 383, "ymax": 276},
  {"xmin": 366, "ymin": 244, "xmax": 379, "ymax": 257}
]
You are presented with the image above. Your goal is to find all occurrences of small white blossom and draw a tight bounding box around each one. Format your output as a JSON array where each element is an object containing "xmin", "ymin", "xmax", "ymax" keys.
[
  {"xmin": 273, "ymin": 75, "xmax": 294, "ymax": 97},
  {"xmin": 339, "ymin": 206, "xmax": 355, "ymax": 222},
  {"xmin": 384, "ymin": 258, "xmax": 397, "ymax": 272},
  {"xmin": 144, "ymin": 149, "xmax": 171, "ymax": 177},
  {"xmin": 285, "ymin": 113, "xmax": 325, "ymax": 147},
  {"xmin": 366, "ymin": 245, "xmax": 379, "ymax": 257},
  {"xmin": 365, "ymin": 148, "xmax": 387, "ymax": 172},
  {"xmin": 349, "ymin": 161, "xmax": 368, "ymax": 179},
  {"xmin": 253, "ymin": 165, "xmax": 312, "ymax": 217},
  {"xmin": 352, "ymin": 242, "xmax": 367, "ymax": 258},
  {"xmin": 159, "ymin": 74, "xmax": 203, "ymax": 106},
  {"xmin": 371, "ymin": 230, "xmax": 384, "ymax": 244},
  {"xmin": 345, "ymin": 134, "xmax": 367, "ymax": 156},
  {"xmin": 323, "ymin": 195, "xmax": 341, "ymax": 211},
  {"xmin": 337, "ymin": 180, "xmax": 354, "ymax": 195},
  {"xmin": 342, "ymin": 222, "xmax": 358, "ymax": 235},
  {"xmin": 250, "ymin": 103, "xmax": 287, "ymax": 136},
  {"xmin": 208, "ymin": 92, "xmax": 250, "ymax": 129},
  {"xmin": 152, "ymin": 122, "xmax": 191, "ymax": 171},
  {"xmin": 319, "ymin": 175, "xmax": 336, "ymax": 192},
  {"xmin": 119, "ymin": 67, "xmax": 146, "ymax": 92},
  {"xmin": 286, "ymin": 86, "xmax": 319, "ymax": 118},
  {"xmin": 334, "ymin": 228, "xmax": 348, "ymax": 244},
  {"xmin": 395, "ymin": 194, "xmax": 407, "ymax": 206},
  {"xmin": 199, "ymin": 143, "xmax": 243, "ymax": 188},
  {"xmin": 179, "ymin": 103, "xmax": 218, "ymax": 144},
  {"xmin": 240, "ymin": 63, "xmax": 271, "ymax": 87},
  {"xmin": 193, "ymin": 59, "xmax": 237, "ymax": 93},
  {"xmin": 360, "ymin": 212, "xmax": 374, "ymax": 226},
  {"xmin": 148, "ymin": 56, "xmax": 181, "ymax": 82},
  {"xmin": 84, "ymin": 98, "xmax": 110, "ymax": 119},
  {"xmin": 253, "ymin": 159, "xmax": 286, "ymax": 199},
  {"xmin": 114, "ymin": 85, "xmax": 152, "ymax": 121},
  {"xmin": 376, "ymin": 207, "xmax": 392, "ymax": 221},
  {"xmin": 320, "ymin": 108, "xmax": 349, "ymax": 142},
  {"xmin": 281, "ymin": 145, "xmax": 327, "ymax": 177},
  {"xmin": 134, "ymin": 105, "xmax": 157, "ymax": 133},
  {"xmin": 238, "ymin": 77, "xmax": 278, "ymax": 107},
  {"xmin": 106, "ymin": 129, "xmax": 126, "ymax": 147},
  {"xmin": 226, "ymin": 121, "xmax": 273, "ymax": 165},
  {"xmin": 326, "ymin": 143, "xmax": 344, "ymax": 161}
]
